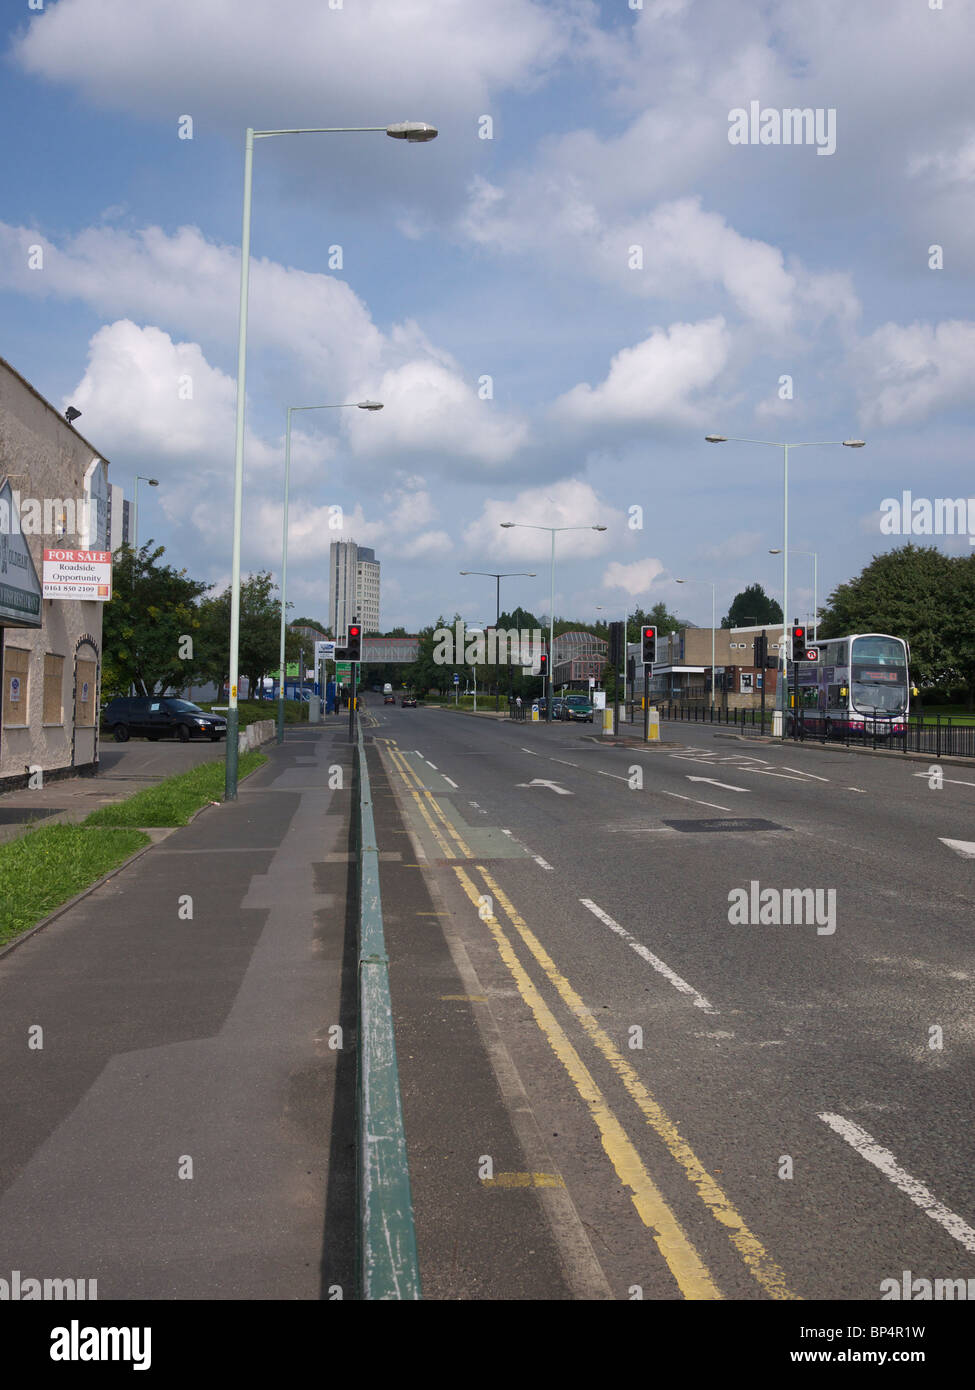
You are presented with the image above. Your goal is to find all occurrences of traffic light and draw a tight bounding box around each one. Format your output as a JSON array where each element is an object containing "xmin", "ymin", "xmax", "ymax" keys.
[
  {"xmin": 609, "ymin": 620, "xmax": 624, "ymax": 666},
  {"xmin": 641, "ymin": 625, "xmax": 657, "ymax": 663},
  {"xmin": 539, "ymin": 651, "xmax": 548, "ymax": 677},
  {"xmin": 790, "ymin": 624, "xmax": 806, "ymax": 659},
  {"xmin": 754, "ymin": 632, "xmax": 767, "ymax": 668},
  {"xmin": 344, "ymin": 623, "xmax": 362, "ymax": 661}
]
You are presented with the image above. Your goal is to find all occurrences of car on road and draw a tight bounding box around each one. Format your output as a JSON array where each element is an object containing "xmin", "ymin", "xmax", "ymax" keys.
[
  {"xmin": 401, "ymin": 694, "xmax": 417, "ymax": 707},
  {"xmin": 560, "ymin": 694, "xmax": 594, "ymax": 722},
  {"xmin": 383, "ymin": 694, "xmax": 396, "ymax": 704},
  {"xmin": 102, "ymin": 697, "xmax": 228, "ymax": 743}
]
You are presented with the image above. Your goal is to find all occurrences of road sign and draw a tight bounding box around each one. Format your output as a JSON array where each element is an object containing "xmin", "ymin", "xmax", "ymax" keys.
[
  {"xmin": 453, "ymin": 673, "xmax": 460, "ymax": 685},
  {"xmin": 804, "ymin": 647, "xmax": 820, "ymax": 662},
  {"xmin": 335, "ymin": 661, "xmax": 352, "ymax": 682},
  {"xmin": 315, "ymin": 639, "xmax": 335, "ymax": 662}
]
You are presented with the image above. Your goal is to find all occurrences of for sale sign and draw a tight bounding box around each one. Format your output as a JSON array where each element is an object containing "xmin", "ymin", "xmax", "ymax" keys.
[{"xmin": 42, "ymin": 548, "xmax": 113, "ymax": 601}]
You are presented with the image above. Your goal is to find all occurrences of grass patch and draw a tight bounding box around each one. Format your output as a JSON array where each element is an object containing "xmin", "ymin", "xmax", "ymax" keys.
[
  {"xmin": 85, "ymin": 750, "xmax": 268, "ymax": 828},
  {"xmin": 911, "ymin": 705, "xmax": 975, "ymax": 725},
  {"xmin": 0, "ymin": 824, "xmax": 150, "ymax": 945}
]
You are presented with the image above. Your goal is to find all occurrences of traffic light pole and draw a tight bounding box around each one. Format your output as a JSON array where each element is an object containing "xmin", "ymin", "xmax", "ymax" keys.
[
  {"xmin": 348, "ymin": 662, "xmax": 357, "ymax": 738},
  {"xmin": 643, "ymin": 664, "xmax": 650, "ymax": 741}
]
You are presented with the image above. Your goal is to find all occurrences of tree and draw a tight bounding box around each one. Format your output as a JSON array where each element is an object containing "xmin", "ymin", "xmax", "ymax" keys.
[
  {"xmin": 721, "ymin": 584, "xmax": 783, "ymax": 629},
  {"xmin": 819, "ymin": 545, "xmax": 968, "ymax": 698},
  {"xmin": 196, "ymin": 571, "xmax": 297, "ymax": 700},
  {"xmin": 627, "ymin": 602, "xmax": 682, "ymax": 644},
  {"xmin": 101, "ymin": 544, "xmax": 209, "ymax": 698}
]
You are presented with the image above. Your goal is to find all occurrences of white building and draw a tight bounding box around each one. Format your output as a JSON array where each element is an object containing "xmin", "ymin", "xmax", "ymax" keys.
[{"xmin": 329, "ymin": 540, "xmax": 380, "ymax": 639}]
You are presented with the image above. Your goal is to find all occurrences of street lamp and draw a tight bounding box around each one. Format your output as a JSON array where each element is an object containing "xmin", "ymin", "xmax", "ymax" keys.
[
  {"xmin": 500, "ymin": 521, "xmax": 608, "ymax": 722},
  {"xmin": 596, "ymin": 604, "xmax": 629, "ymax": 722},
  {"xmin": 769, "ymin": 548, "xmax": 818, "ymax": 641},
  {"xmin": 132, "ymin": 476, "xmax": 159, "ymax": 561},
  {"xmin": 276, "ymin": 400, "xmax": 383, "ymax": 744},
  {"xmin": 675, "ymin": 578, "xmax": 716, "ymax": 712},
  {"xmin": 459, "ymin": 570, "xmax": 536, "ymax": 712},
  {"xmin": 225, "ymin": 118, "xmax": 437, "ymax": 800},
  {"xmin": 705, "ymin": 435, "xmax": 864, "ymax": 735}
]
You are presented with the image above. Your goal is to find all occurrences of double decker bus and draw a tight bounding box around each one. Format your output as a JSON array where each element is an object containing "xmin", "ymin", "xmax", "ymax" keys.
[{"xmin": 788, "ymin": 633, "xmax": 912, "ymax": 740}]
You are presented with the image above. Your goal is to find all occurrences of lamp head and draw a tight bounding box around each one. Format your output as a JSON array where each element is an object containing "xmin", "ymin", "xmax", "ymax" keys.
[
  {"xmin": 357, "ymin": 400, "xmax": 384, "ymax": 411},
  {"xmin": 386, "ymin": 122, "xmax": 438, "ymax": 142},
  {"xmin": 705, "ymin": 434, "xmax": 726, "ymax": 443}
]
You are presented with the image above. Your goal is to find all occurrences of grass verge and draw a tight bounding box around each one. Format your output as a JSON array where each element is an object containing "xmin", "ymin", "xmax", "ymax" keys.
[
  {"xmin": 85, "ymin": 750, "xmax": 268, "ymax": 828},
  {"xmin": 0, "ymin": 825, "xmax": 150, "ymax": 945}
]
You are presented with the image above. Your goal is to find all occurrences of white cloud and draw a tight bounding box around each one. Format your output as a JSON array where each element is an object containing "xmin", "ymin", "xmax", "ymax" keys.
[
  {"xmin": 854, "ymin": 320, "xmax": 975, "ymax": 427},
  {"xmin": 463, "ymin": 480, "xmax": 622, "ymax": 559},
  {"xmin": 602, "ymin": 558, "xmax": 666, "ymax": 596},
  {"xmin": 553, "ymin": 318, "xmax": 732, "ymax": 427}
]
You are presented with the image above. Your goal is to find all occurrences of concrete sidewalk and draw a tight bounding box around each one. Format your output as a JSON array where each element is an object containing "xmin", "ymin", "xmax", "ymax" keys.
[{"xmin": 0, "ymin": 725, "xmax": 358, "ymax": 1299}]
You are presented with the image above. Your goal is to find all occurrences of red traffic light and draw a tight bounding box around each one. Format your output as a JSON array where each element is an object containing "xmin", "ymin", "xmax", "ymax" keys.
[{"xmin": 349, "ymin": 625, "xmax": 360, "ymax": 638}]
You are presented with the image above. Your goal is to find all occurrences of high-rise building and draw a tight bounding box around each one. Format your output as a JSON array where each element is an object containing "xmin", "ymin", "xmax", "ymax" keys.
[{"xmin": 329, "ymin": 540, "xmax": 380, "ymax": 640}]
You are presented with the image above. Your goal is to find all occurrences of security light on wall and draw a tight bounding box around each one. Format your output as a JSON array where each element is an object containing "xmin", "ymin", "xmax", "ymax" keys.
[{"xmin": 65, "ymin": 407, "xmax": 82, "ymax": 423}]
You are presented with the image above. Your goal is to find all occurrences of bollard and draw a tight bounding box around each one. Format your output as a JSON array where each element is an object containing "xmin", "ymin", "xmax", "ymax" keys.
[
  {"xmin": 646, "ymin": 707, "xmax": 660, "ymax": 742},
  {"xmin": 602, "ymin": 707, "xmax": 615, "ymax": 737}
]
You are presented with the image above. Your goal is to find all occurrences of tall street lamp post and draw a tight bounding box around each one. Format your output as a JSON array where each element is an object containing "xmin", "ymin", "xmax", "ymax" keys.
[
  {"xmin": 277, "ymin": 400, "xmax": 383, "ymax": 744},
  {"xmin": 132, "ymin": 475, "xmax": 159, "ymax": 579},
  {"xmin": 500, "ymin": 522, "xmax": 607, "ymax": 722},
  {"xmin": 675, "ymin": 578, "xmax": 716, "ymax": 711},
  {"xmin": 459, "ymin": 570, "xmax": 536, "ymax": 712},
  {"xmin": 705, "ymin": 436, "xmax": 865, "ymax": 735},
  {"xmin": 225, "ymin": 118, "xmax": 437, "ymax": 800}
]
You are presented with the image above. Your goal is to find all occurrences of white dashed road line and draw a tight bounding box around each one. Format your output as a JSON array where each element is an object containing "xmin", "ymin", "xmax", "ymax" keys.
[
  {"xmin": 659, "ymin": 790, "xmax": 733, "ymax": 812},
  {"xmin": 580, "ymin": 899, "xmax": 716, "ymax": 1013},
  {"xmin": 500, "ymin": 827, "xmax": 555, "ymax": 871},
  {"xmin": 819, "ymin": 1113, "xmax": 975, "ymax": 1254},
  {"xmin": 443, "ymin": 776, "xmax": 458, "ymax": 789}
]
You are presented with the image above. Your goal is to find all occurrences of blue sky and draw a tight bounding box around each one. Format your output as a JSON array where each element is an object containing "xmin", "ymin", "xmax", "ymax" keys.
[{"xmin": 2, "ymin": 0, "xmax": 973, "ymax": 633}]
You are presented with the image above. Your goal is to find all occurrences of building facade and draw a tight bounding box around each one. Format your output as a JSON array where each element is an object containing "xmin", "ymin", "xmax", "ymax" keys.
[
  {"xmin": 0, "ymin": 357, "xmax": 112, "ymax": 789},
  {"xmin": 329, "ymin": 540, "xmax": 380, "ymax": 640},
  {"xmin": 642, "ymin": 624, "xmax": 784, "ymax": 708}
]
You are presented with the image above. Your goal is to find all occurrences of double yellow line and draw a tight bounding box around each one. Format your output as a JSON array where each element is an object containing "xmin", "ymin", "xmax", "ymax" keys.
[{"xmin": 383, "ymin": 741, "xmax": 797, "ymax": 1300}]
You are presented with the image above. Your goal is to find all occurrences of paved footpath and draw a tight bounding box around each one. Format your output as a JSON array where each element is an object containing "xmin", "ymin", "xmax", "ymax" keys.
[{"xmin": 0, "ymin": 725, "xmax": 357, "ymax": 1300}]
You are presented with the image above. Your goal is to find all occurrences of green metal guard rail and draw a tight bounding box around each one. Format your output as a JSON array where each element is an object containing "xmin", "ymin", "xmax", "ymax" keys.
[{"xmin": 355, "ymin": 722, "xmax": 422, "ymax": 1299}]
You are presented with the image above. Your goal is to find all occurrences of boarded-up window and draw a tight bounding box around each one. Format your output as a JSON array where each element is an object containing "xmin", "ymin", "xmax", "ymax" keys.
[
  {"xmin": 43, "ymin": 653, "xmax": 65, "ymax": 725},
  {"xmin": 2, "ymin": 646, "xmax": 30, "ymax": 725},
  {"xmin": 75, "ymin": 657, "xmax": 97, "ymax": 728}
]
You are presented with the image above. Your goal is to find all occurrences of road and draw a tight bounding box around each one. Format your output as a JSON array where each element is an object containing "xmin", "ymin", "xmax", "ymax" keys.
[{"xmin": 368, "ymin": 704, "xmax": 975, "ymax": 1300}]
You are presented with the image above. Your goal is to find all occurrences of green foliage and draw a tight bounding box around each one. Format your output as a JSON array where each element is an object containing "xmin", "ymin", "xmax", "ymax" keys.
[
  {"xmin": 196, "ymin": 571, "xmax": 295, "ymax": 698},
  {"xmin": 819, "ymin": 545, "xmax": 975, "ymax": 701},
  {"xmin": 102, "ymin": 545, "xmax": 209, "ymax": 698},
  {"xmin": 721, "ymin": 583, "xmax": 783, "ymax": 629}
]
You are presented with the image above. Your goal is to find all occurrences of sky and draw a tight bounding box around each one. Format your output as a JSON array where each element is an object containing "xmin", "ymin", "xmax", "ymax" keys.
[{"xmin": 1, "ymin": 0, "xmax": 973, "ymax": 635}]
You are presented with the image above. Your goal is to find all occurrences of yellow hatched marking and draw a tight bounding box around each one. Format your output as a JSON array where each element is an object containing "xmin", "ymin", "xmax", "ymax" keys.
[
  {"xmin": 475, "ymin": 866, "xmax": 798, "ymax": 1302},
  {"xmin": 452, "ymin": 864, "xmax": 720, "ymax": 1301},
  {"xmin": 393, "ymin": 750, "xmax": 474, "ymax": 858},
  {"xmin": 481, "ymin": 1172, "xmax": 565, "ymax": 1188},
  {"xmin": 385, "ymin": 745, "xmax": 455, "ymax": 859}
]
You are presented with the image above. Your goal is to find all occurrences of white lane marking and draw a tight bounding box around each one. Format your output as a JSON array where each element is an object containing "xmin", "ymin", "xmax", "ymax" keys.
[
  {"xmin": 939, "ymin": 838, "xmax": 975, "ymax": 860},
  {"xmin": 414, "ymin": 750, "xmax": 424, "ymax": 757},
  {"xmin": 659, "ymin": 790, "xmax": 733, "ymax": 812},
  {"xmin": 846, "ymin": 787, "xmax": 867, "ymax": 793},
  {"xmin": 515, "ymin": 779, "xmax": 572, "ymax": 795},
  {"xmin": 781, "ymin": 766, "xmax": 829, "ymax": 781},
  {"xmin": 580, "ymin": 899, "xmax": 715, "ymax": 1014},
  {"xmin": 426, "ymin": 761, "xmax": 438, "ymax": 770},
  {"xmin": 914, "ymin": 772, "xmax": 975, "ymax": 789},
  {"xmin": 819, "ymin": 1113, "xmax": 975, "ymax": 1254},
  {"xmin": 520, "ymin": 747, "xmax": 539, "ymax": 756},
  {"xmin": 597, "ymin": 770, "xmax": 629, "ymax": 782},
  {"xmin": 501, "ymin": 827, "xmax": 555, "ymax": 870},
  {"xmin": 443, "ymin": 776, "xmax": 458, "ymax": 789},
  {"xmin": 686, "ymin": 776, "xmax": 750, "ymax": 793},
  {"xmin": 550, "ymin": 758, "xmax": 579, "ymax": 768}
]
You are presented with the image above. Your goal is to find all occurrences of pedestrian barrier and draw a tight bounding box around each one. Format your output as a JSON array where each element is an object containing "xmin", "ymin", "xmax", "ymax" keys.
[
  {"xmin": 354, "ymin": 723, "xmax": 421, "ymax": 1299},
  {"xmin": 236, "ymin": 718, "xmax": 275, "ymax": 753},
  {"xmin": 655, "ymin": 702, "xmax": 975, "ymax": 758}
]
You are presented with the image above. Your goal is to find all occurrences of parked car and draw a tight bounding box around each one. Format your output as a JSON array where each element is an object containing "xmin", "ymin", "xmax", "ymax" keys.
[
  {"xmin": 401, "ymin": 695, "xmax": 417, "ymax": 707},
  {"xmin": 561, "ymin": 694, "xmax": 594, "ymax": 722},
  {"xmin": 101, "ymin": 697, "xmax": 228, "ymax": 743},
  {"xmin": 383, "ymin": 694, "xmax": 396, "ymax": 705}
]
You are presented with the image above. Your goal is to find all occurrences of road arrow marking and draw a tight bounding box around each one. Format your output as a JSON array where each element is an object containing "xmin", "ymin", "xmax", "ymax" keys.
[
  {"xmin": 686, "ymin": 776, "xmax": 749, "ymax": 793},
  {"xmin": 516, "ymin": 779, "xmax": 573, "ymax": 795},
  {"xmin": 939, "ymin": 838, "xmax": 975, "ymax": 859}
]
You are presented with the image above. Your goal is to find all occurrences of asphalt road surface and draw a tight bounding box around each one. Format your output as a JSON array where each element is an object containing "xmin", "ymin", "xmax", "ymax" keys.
[{"xmin": 369, "ymin": 704, "xmax": 975, "ymax": 1301}]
